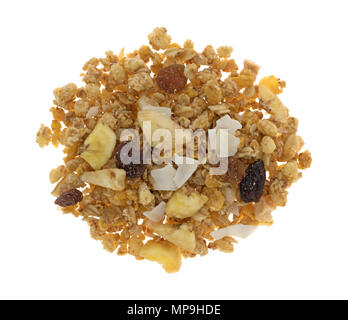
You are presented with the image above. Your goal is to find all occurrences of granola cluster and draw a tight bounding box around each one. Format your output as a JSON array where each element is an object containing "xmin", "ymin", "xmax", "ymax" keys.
[{"xmin": 36, "ymin": 27, "xmax": 311, "ymax": 273}]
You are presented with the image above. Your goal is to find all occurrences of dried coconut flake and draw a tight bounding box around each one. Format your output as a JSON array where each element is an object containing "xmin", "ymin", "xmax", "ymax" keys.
[
  {"xmin": 144, "ymin": 201, "xmax": 166, "ymax": 222},
  {"xmin": 215, "ymin": 114, "xmax": 242, "ymax": 134},
  {"xmin": 211, "ymin": 224, "xmax": 257, "ymax": 240},
  {"xmin": 151, "ymin": 155, "xmax": 199, "ymax": 191},
  {"xmin": 173, "ymin": 155, "xmax": 199, "ymax": 188},
  {"xmin": 151, "ymin": 164, "xmax": 177, "ymax": 191}
]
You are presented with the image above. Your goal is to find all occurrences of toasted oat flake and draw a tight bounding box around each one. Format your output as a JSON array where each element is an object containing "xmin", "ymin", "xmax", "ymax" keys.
[
  {"xmin": 86, "ymin": 106, "xmax": 99, "ymax": 119},
  {"xmin": 141, "ymin": 105, "xmax": 172, "ymax": 117}
]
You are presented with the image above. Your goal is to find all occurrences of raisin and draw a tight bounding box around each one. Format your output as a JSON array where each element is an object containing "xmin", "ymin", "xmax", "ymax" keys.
[
  {"xmin": 55, "ymin": 189, "xmax": 83, "ymax": 207},
  {"xmin": 156, "ymin": 64, "xmax": 187, "ymax": 93},
  {"xmin": 115, "ymin": 142, "xmax": 147, "ymax": 178},
  {"xmin": 240, "ymin": 160, "xmax": 266, "ymax": 203}
]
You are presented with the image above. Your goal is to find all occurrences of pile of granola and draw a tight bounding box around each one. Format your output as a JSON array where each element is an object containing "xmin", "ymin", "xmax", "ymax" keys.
[{"xmin": 36, "ymin": 27, "xmax": 311, "ymax": 273}]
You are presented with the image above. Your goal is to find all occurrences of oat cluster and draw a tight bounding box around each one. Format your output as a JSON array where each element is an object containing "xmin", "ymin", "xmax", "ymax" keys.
[{"xmin": 36, "ymin": 27, "xmax": 311, "ymax": 273}]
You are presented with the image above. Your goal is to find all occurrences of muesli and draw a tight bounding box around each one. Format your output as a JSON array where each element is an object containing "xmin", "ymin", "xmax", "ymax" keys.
[{"xmin": 36, "ymin": 27, "xmax": 311, "ymax": 273}]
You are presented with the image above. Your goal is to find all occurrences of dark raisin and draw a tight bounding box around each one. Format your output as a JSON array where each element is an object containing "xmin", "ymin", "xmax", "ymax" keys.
[
  {"xmin": 156, "ymin": 64, "xmax": 187, "ymax": 93},
  {"xmin": 55, "ymin": 189, "xmax": 83, "ymax": 207},
  {"xmin": 240, "ymin": 160, "xmax": 266, "ymax": 203},
  {"xmin": 115, "ymin": 142, "xmax": 147, "ymax": 178}
]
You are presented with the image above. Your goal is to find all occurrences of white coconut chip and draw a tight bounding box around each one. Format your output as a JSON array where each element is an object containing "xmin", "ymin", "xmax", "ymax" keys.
[
  {"xmin": 224, "ymin": 133, "xmax": 240, "ymax": 157},
  {"xmin": 211, "ymin": 128, "xmax": 240, "ymax": 158},
  {"xmin": 143, "ymin": 201, "xmax": 166, "ymax": 222},
  {"xmin": 212, "ymin": 115, "xmax": 242, "ymax": 157},
  {"xmin": 211, "ymin": 224, "xmax": 257, "ymax": 240},
  {"xmin": 174, "ymin": 167, "xmax": 198, "ymax": 189},
  {"xmin": 173, "ymin": 155, "xmax": 199, "ymax": 189},
  {"xmin": 216, "ymin": 114, "xmax": 242, "ymax": 134},
  {"xmin": 151, "ymin": 156, "xmax": 200, "ymax": 191},
  {"xmin": 173, "ymin": 154, "xmax": 196, "ymax": 165},
  {"xmin": 151, "ymin": 164, "xmax": 177, "ymax": 191}
]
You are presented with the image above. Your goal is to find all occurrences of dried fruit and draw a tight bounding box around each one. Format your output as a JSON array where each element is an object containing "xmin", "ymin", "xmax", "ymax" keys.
[
  {"xmin": 166, "ymin": 188, "xmax": 208, "ymax": 219},
  {"xmin": 240, "ymin": 160, "xmax": 266, "ymax": 203},
  {"xmin": 81, "ymin": 121, "xmax": 117, "ymax": 170},
  {"xmin": 51, "ymin": 173, "xmax": 85, "ymax": 197},
  {"xmin": 55, "ymin": 189, "xmax": 83, "ymax": 207},
  {"xmin": 137, "ymin": 109, "xmax": 182, "ymax": 148},
  {"xmin": 81, "ymin": 168, "xmax": 126, "ymax": 191},
  {"xmin": 115, "ymin": 142, "xmax": 146, "ymax": 178},
  {"xmin": 156, "ymin": 64, "xmax": 187, "ymax": 93},
  {"xmin": 150, "ymin": 222, "xmax": 196, "ymax": 251},
  {"xmin": 139, "ymin": 239, "xmax": 181, "ymax": 273},
  {"xmin": 211, "ymin": 224, "xmax": 257, "ymax": 240}
]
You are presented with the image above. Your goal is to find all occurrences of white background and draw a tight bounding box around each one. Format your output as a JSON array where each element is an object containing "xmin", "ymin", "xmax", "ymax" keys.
[{"xmin": 0, "ymin": 0, "xmax": 347, "ymax": 300}]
